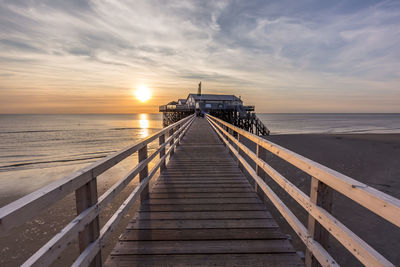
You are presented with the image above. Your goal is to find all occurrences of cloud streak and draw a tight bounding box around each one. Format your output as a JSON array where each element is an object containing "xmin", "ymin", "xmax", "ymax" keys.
[{"xmin": 0, "ymin": 0, "xmax": 399, "ymax": 113}]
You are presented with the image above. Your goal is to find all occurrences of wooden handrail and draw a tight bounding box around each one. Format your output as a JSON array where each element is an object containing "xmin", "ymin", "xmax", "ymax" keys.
[
  {"xmin": 206, "ymin": 114, "xmax": 399, "ymax": 267},
  {"xmin": 0, "ymin": 114, "xmax": 195, "ymax": 267}
]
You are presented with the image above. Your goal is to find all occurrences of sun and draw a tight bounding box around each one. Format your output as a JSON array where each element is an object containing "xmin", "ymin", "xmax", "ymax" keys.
[{"xmin": 135, "ymin": 85, "xmax": 151, "ymax": 102}]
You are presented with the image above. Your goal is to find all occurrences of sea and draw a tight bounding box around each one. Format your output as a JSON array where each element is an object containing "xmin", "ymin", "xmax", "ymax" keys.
[{"xmin": 1, "ymin": 113, "xmax": 400, "ymax": 202}]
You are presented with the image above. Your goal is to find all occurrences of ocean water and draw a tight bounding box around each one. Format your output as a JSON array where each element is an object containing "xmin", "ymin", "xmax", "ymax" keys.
[
  {"xmin": 0, "ymin": 114, "xmax": 163, "ymax": 199},
  {"xmin": 258, "ymin": 113, "xmax": 400, "ymax": 134},
  {"xmin": 1, "ymin": 113, "xmax": 399, "ymax": 200}
]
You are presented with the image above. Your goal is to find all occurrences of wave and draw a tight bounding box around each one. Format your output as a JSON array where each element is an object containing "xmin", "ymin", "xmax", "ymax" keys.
[
  {"xmin": 0, "ymin": 130, "xmax": 68, "ymax": 134},
  {"xmin": 0, "ymin": 155, "xmax": 107, "ymax": 170},
  {"xmin": 109, "ymin": 127, "xmax": 161, "ymax": 131}
]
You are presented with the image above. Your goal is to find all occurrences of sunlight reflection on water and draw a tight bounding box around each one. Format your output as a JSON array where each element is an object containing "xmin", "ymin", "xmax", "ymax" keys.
[{"xmin": 139, "ymin": 114, "xmax": 149, "ymax": 138}]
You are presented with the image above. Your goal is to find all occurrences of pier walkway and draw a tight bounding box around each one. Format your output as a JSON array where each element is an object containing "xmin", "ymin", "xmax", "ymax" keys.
[{"xmin": 105, "ymin": 118, "xmax": 303, "ymax": 266}]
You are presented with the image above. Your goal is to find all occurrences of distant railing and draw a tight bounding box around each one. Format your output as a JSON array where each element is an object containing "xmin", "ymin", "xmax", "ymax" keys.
[
  {"xmin": 159, "ymin": 104, "xmax": 193, "ymax": 112},
  {"xmin": 206, "ymin": 114, "xmax": 400, "ymax": 267},
  {"xmin": 0, "ymin": 114, "xmax": 195, "ymax": 267}
]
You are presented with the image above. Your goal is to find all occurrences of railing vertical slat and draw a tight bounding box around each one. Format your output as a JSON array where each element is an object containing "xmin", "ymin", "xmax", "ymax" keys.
[
  {"xmin": 256, "ymin": 144, "xmax": 267, "ymax": 203},
  {"xmin": 75, "ymin": 176, "xmax": 102, "ymax": 267},
  {"xmin": 176, "ymin": 124, "xmax": 181, "ymax": 147},
  {"xmin": 169, "ymin": 128, "xmax": 175, "ymax": 156},
  {"xmin": 237, "ymin": 133, "xmax": 243, "ymax": 171},
  {"xmin": 138, "ymin": 145, "xmax": 149, "ymax": 204},
  {"xmin": 159, "ymin": 134, "xmax": 166, "ymax": 172},
  {"xmin": 306, "ymin": 176, "xmax": 333, "ymax": 267}
]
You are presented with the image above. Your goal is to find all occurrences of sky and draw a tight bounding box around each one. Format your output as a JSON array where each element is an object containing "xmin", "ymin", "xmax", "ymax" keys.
[{"xmin": 0, "ymin": 0, "xmax": 399, "ymax": 113}]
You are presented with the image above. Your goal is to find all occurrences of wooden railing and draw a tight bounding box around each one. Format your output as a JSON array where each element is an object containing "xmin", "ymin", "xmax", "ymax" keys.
[
  {"xmin": 0, "ymin": 114, "xmax": 195, "ymax": 267},
  {"xmin": 206, "ymin": 114, "xmax": 400, "ymax": 267}
]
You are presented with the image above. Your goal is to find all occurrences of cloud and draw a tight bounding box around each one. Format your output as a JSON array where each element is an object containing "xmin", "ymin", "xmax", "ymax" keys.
[{"xmin": 0, "ymin": 0, "xmax": 399, "ymax": 112}]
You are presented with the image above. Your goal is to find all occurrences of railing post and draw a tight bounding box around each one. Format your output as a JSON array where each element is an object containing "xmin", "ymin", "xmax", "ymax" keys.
[
  {"xmin": 75, "ymin": 175, "xmax": 101, "ymax": 267},
  {"xmin": 255, "ymin": 144, "xmax": 267, "ymax": 203},
  {"xmin": 237, "ymin": 133, "xmax": 243, "ymax": 171},
  {"xmin": 306, "ymin": 177, "xmax": 333, "ymax": 267},
  {"xmin": 138, "ymin": 145, "xmax": 149, "ymax": 204},
  {"xmin": 159, "ymin": 134, "xmax": 166, "ymax": 172},
  {"xmin": 176, "ymin": 124, "xmax": 181, "ymax": 147},
  {"xmin": 223, "ymin": 125, "xmax": 229, "ymax": 142},
  {"xmin": 169, "ymin": 128, "xmax": 175, "ymax": 156}
]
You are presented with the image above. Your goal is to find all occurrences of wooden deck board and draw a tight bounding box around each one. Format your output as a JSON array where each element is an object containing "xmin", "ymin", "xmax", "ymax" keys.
[
  {"xmin": 111, "ymin": 239, "xmax": 296, "ymax": 254},
  {"xmin": 120, "ymin": 228, "xmax": 286, "ymax": 241},
  {"xmin": 148, "ymin": 192, "xmax": 258, "ymax": 198},
  {"xmin": 145, "ymin": 197, "xmax": 262, "ymax": 204},
  {"xmin": 105, "ymin": 254, "xmax": 304, "ymax": 267},
  {"xmin": 126, "ymin": 219, "xmax": 278, "ymax": 229},
  {"xmin": 140, "ymin": 203, "xmax": 267, "ymax": 211},
  {"xmin": 105, "ymin": 118, "xmax": 303, "ymax": 267},
  {"xmin": 135, "ymin": 210, "xmax": 272, "ymax": 220}
]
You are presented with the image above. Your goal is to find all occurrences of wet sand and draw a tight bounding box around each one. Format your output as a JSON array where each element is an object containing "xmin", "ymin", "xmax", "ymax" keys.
[
  {"xmin": 260, "ymin": 134, "xmax": 400, "ymax": 266},
  {"xmin": 1, "ymin": 134, "xmax": 400, "ymax": 266}
]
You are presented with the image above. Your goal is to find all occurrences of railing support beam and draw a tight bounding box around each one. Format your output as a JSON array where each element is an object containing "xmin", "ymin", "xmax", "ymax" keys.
[
  {"xmin": 256, "ymin": 144, "xmax": 267, "ymax": 203},
  {"xmin": 169, "ymin": 128, "xmax": 175, "ymax": 156},
  {"xmin": 159, "ymin": 134, "xmax": 166, "ymax": 172},
  {"xmin": 138, "ymin": 145, "xmax": 149, "ymax": 204},
  {"xmin": 306, "ymin": 176, "xmax": 333, "ymax": 267},
  {"xmin": 75, "ymin": 176, "xmax": 101, "ymax": 267}
]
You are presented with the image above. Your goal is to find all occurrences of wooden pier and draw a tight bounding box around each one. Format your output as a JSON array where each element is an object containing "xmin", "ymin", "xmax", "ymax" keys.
[
  {"xmin": 1, "ymin": 114, "xmax": 399, "ymax": 267},
  {"xmin": 105, "ymin": 118, "xmax": 302, "ymax": 266}
]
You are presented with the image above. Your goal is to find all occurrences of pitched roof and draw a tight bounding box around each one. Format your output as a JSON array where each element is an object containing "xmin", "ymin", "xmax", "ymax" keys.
[{"xmin": 188, "ymin": 94, "xmax": 241, "ymax": 102}]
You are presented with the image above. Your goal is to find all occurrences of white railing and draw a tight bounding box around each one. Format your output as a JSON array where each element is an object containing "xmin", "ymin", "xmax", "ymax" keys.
[
  {"xmin": 206, "ymin": 114, "xmax": 400, "ymax": 267},
  {"xmin": 0, "ymin": 114, "xmax": 195, "ymax": 267}
]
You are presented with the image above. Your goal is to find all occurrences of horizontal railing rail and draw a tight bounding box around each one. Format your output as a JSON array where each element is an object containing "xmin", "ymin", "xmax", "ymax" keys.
[
  {"xmin": 206, "ymin": 114, "xmax": 400, "ymax": 267},
  {"xmin": 0, "ymin": 114, "xmax": 195, "ymax": 267}
]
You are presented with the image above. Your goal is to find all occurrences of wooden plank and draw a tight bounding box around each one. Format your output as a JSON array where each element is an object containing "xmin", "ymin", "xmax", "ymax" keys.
[
  {"xmin": 105, "ymin": 253, "xmax": 303, "ymax": 267},
  {"xmin": 120, "ymin": 228, "xmax": 286, "ymax": 241},
  {"xmin": 158, "ymin": 175, "xmax": 244, "ymax": 179},
  {"xmin": 157, "ymin": 182, "xmax": 247, "ymax": 186},
  {"xmin": 127, "ymin": 219, "xmax": 278, "ymax": 229},
  {"xmin": 157, "ymin": 179, "xmax": 246, "ymax": 183},
  {"xmin": 111, "ymin": 240, "xmax": 295, "ymax": 255},
  {"xmin": 140, "ymin": 203, "xmax": 266, "ymax": 211},
  {"xmin": 161, "ymin": 173, "xmax": 243, "ymax": 177},
  {"xmin": 151, "ymin": 187, "xmax": 253, "ymax": 193},
  {"xmin": 136, "ymin": 211, "xmax": 272, "ymax": 220},
  {"xmin": 149, "ymin": 192, "xmax": 258, "ymax": 198},
  {"xmin": 145, "ymin": 198, "xmax": 262, "ymax": 204}
]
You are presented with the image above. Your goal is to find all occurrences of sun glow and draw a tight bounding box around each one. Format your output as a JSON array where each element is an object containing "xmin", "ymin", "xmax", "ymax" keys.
[{"xmin": 135, "ymin": 85, "xmax": 151, "ymax": 102}]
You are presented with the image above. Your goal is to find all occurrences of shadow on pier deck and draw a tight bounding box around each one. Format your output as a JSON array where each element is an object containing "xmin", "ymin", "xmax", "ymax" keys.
[{"xmin": 105, "ymin": 118, "xmax": 303, "ymax": 266}]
